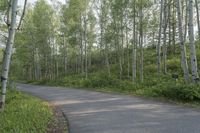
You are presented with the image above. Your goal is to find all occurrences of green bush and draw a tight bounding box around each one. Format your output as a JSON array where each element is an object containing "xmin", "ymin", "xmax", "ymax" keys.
[
  {"xmin": 84, "ymin": 73, "xmax": 119, "ymax": 88},
  {"xmin": 157, "ymin": 83, "xmax": 200, "ymax": 101},
  {"xmin": 167, "ymin": 58, "xmax": 181, "ymax": 73},
  {"xmin": 144, "ymin": 64, "xmax": 157, "ymax": 74},
  {"xmin": 29, "ymin": 69, "xmax": 200, "ymax": 103}
]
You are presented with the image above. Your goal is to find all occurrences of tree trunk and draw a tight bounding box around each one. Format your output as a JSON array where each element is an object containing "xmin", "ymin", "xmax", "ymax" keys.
[
  {"xmin": 188, "ymin": 0, "xmax": 199, "ymax": 83},
  {"xmin": 79, "ymin": 18, "xmax": 84, "ymax": 74},
  {"xmin": 118, "ymin": 32, "xmax": 123, "ymax": 80},
  {"xmin": 132, "ymin": 1, "xmax": 137, "ymax": 82},
  {"xmin": 1, "ymin": 0, "xmax": 18, "ymax": 109},
  {"xmin": 84, "ymin": 13, "xmax": 88, "ymax": 79},
  {"xmin": 120, "ymin": 13, "xmax": 124, "ymax": 78},
  {"xmin": 157, "ymin": 0, "xmax": 164, "ymax": 74},
  {"xmin": 105, "ymin": 42, "xmax": 110, "ymax": 76},
  {"xmin": 63, "ymin": 36, "xmax": 68, "ymax": 75},
  {"xmin": 176, "ymin": 0, "xmax": 190, "ymax": 83},
  {"xmin": 168, "ymin": 0, "xmax": 172, "ymax": 54},
  {"xmin": 184, "ymin": 0, "xmax": 188, "ymax": 42},
  {"xmin": 163, "ymin": 0, "xmax": 168, "ymax": 74},
  {"xmin": 195, "ymin": 0, "xmax": 200, "ymax": 40},
  {"xmin": 139, "ymin": 8, "xmax": 144, "ymax": 83},
  {"xmin": 172, "ymin": 1, "xmax": 176, "ymax": 55},
  {"xmin": 126, "ymin": 25, "xmax": 130, "ymax": 78}
]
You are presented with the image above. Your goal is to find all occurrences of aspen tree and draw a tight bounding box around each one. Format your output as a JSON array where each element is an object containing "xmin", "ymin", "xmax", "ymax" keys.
[
  {"xmin": 157, "ymin": 0, "xmax": 164, "ymax": 74},
  {"xmin": 1, "ymin": 0, "xmax": 18, "ymax": 109},
  {"xmin": 176, "ymin": 0, "xmax": 190, "ymax": 83},
  {"xmin": 195, "ymin": 0, "xmax": 200, "ymax": 40},
  {"xmin": 188, "ymin": 0, "xmax": 199, "ymax": 83},
  {"xmin": 132, "ymin": 0, "xmax": 137, "ymax": 82},
  {"xmin": 163, "ymin": 0, "xmax": 168, "ymax": 74}
]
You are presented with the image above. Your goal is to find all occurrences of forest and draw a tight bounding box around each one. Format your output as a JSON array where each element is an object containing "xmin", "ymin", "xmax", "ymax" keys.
[
  {"xmin": 1, "ymin": 0, "xmax": 200, "ymax": 132},
  {"xmin": 1, "ymin": 0, "xmax": 200, "ymax": 109}
]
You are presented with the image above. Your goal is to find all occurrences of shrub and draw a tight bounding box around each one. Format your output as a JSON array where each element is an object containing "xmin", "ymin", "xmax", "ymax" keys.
[
  {"xmin": 154, "ymin": 83, "xmax": 200, "ymax": 101},
  {"xmin": 167, "ymin": 58, "xmax": 181, "ymax": 73}
]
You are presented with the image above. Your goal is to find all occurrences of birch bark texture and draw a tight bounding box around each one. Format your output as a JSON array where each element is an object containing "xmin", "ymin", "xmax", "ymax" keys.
[
  {"xmin": 1, "ymin": 0, "xmax": 18, "ymax": 109},
  {"xmin": 188, "ymin": 0, "xmax": 199, "ymax": 83},
  {"xmin": 176, "ymin": 0, "xmax": 190, "ymax": 83},
  {"xmin": 157, "ymin": 0, "xmax": 164, "ymax": 74},
  {"xmin": 139, "ymin": 7, "xmax": 144, "ymax": 83},
  {"xmin": 163, "ymin": 0, "xmax": 168, "ymax": 74},
  {"xmin": 195, "ymin": 0, "xmax": 200, "ymax": 40},
  {"xmin": 132, "ymin": 0, "xmax": 137, "ymax": 82}
]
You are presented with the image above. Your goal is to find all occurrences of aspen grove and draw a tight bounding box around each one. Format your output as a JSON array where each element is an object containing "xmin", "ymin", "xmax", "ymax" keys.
[{"xmin": 1, "ymin": 0, "xmax": 200, "ymax": 108}]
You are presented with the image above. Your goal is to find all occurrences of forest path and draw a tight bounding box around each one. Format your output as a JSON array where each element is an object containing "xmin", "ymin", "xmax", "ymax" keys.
[{"xmin": 17, "ymin": 83, "xmax": 200, "ymax": 133}]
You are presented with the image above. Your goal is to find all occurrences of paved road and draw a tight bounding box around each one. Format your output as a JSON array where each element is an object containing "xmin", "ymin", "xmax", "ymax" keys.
[{"xmin": 17, "ymin": 84, "xmax": 200, "ymax": 133}]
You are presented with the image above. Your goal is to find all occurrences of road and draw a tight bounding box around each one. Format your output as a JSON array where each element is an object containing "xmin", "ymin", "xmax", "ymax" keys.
[{"xmin": 17, "ymin": 84, "xmax": 200, "ymax": 133}]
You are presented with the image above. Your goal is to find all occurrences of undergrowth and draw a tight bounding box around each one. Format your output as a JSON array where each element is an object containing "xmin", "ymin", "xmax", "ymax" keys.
[{"xmin": 0, "ymin": 89, "xmax": 53, "ymax": 133}]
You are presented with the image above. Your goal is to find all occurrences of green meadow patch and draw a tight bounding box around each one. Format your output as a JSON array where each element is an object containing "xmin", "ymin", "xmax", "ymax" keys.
[{"xmin": 0, "ymin": 89, "xmax": 53, "ymax": 133}]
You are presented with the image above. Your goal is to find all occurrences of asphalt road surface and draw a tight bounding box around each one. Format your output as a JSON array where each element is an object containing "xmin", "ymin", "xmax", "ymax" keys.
[{"xmin": 17, "ymin": 83, "xmax": 200, "ymax": 133}]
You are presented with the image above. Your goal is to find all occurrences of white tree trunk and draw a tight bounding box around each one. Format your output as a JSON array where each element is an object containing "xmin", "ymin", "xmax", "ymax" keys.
[
  {"xmin": 105, "ymin": 42, "xmax": 110, "ymax": 76},
  {"xmin": 184, "ymin": 0, "xmax": 188, "ymax": 42},
  {"xmin": 188, "ymin": 0, "xmax": 199, "ymax": 83},
  {"xmin": 163, "ymin": 0, "xmax": 168, "ymax": 74},
  {"xmin": 126, "ymin": 26, "xmax": 130, "ymax": 78},
  {"xmin": 176, "ymin": 0, "xmax": 190, "ymax": 83},
  {"xmin": 139, "ymin": 8, "xmax": 144, "ymax": 83},
  {"xmin": 0, "ymin": 0, "xmax": 18, "ymax": 109},
  {"xmin": 172, "ymin": 3, "xmax": 176, "ymax": 54},
  {"xmin": 133, "ymin": 43, "xmax": 137, "ymax": 81},
  {"xmin": 63, "ymin": 36, "xmax": 68, "ymax": 74},
  {"xmin": 84, "ymin": 14, "xmax": 88, "ymax": 79},
  {"xmin": 132, "ymin": 0, "xmax": 137, "ymax": 82},
  {"xmin": 157, "ymin": 0, "xmax": 164, "ymax": 74},
  {"xmin": 195, "ymin": 0, "xmax": 200, "ymax": 40}
]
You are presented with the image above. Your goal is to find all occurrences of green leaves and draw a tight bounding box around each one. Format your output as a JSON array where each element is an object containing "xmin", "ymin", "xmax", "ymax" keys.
[{"xmin": 0, "ymin": 0, "xmax": 7, "ymax": 12}]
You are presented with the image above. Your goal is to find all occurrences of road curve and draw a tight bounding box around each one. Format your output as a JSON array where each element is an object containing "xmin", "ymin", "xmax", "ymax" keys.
[{"xmin": 17, "ymin": 83, "xmax": 200, "ymax": 133}]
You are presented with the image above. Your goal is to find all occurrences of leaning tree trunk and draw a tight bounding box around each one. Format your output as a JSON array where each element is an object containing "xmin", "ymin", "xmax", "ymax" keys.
[
  {"xmin": 188, "ymin": 0, "xmax": 199, "ymax": 83},
  {"xmin": 157, "ymin": 0, "xmax": 164, "ymax": 74},
  {"xmin": 176, "ymin": 0, "xmax": 190, "ymax": 83},
  {"xmin": 0, "ymin": 0, "xmax": 18, "ymax": 109}
]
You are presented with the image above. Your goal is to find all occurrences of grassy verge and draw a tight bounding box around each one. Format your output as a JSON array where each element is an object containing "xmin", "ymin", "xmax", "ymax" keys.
[{"xmin": 0, "ymin": 89, "xmax": 53, "ymax": 133}]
